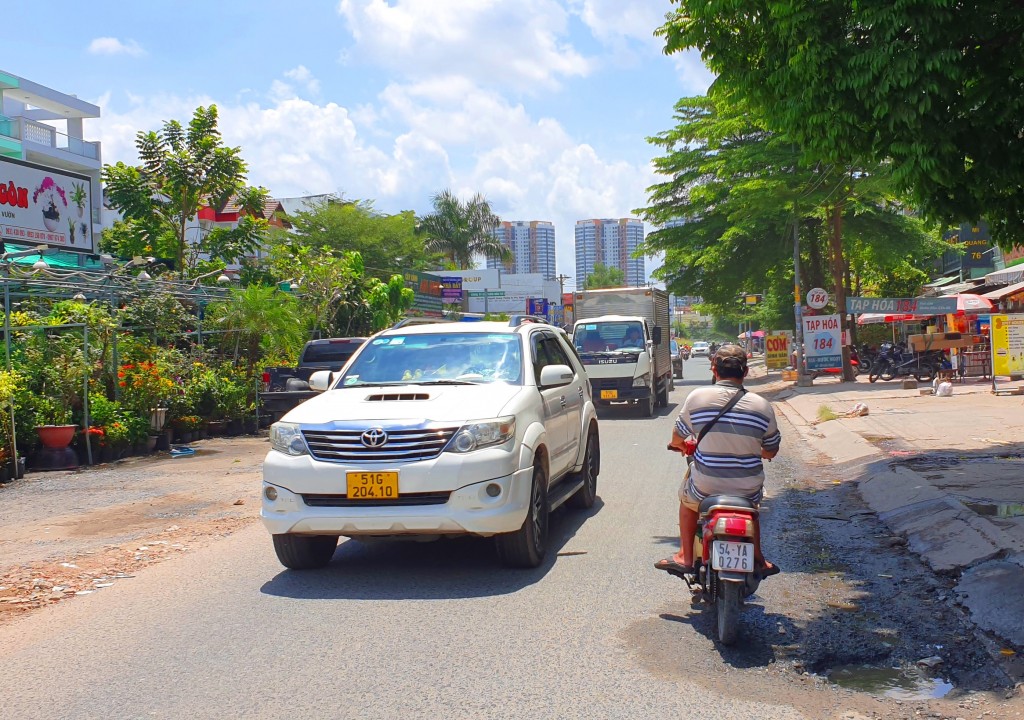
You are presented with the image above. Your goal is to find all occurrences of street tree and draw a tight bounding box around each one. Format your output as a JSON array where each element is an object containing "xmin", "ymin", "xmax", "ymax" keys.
[
  {"xmin": 287, "ymin": 196, "xmax": 437, "ymax": 277},
  {"xmin": 583, "ymin": 263, "xmax": 625, "ymax": 290},
  {"xmin": 638, "ymin": 95, "xmax": 944, "ymax": 379},
  {"xmin": 102, "ymin": 105, "xmax": 258, "ymax": 273},
  {"xmin": 658, "ymin": 0, "xmax": 1024, "ymax": 247},
  {"xmin": 416, "ymin": 189, "xmax": 510, "ymax": 269}
]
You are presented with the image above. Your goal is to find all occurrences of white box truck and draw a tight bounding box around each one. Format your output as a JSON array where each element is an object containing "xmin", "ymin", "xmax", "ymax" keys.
[{"xmin": 571, "ymin": 287, "xmax": 673, "ymax": 417}]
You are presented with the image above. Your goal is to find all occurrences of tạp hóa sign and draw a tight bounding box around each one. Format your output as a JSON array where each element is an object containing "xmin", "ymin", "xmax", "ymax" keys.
[
  {"xmin": 802, "ymin": 314, "xmax": 842, "ymax": 370},
  {"xmin": 847, "ymin": 297, "xmax": 958, "ymax": 315}
]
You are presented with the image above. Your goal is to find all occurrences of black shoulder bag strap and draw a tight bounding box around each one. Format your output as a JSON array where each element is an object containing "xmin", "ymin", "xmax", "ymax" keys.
[{"xmin": 695, "ymin": 386, "xmax": 747, "ymax": 448}]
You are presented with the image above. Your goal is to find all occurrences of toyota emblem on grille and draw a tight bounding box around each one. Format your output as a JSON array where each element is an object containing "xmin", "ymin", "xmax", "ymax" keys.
[{"xmin": 360, "ymin": 428, "xmax": 388, "ymax": 448}]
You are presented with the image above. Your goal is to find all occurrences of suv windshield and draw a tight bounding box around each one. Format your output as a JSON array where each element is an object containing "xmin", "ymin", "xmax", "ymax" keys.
[
  {"xmin": 338, "ymin": 332, "xmax": 524, "ymax": 386},
  {"xmin": 574, "ymin": 321, "xmax": 645, "ymax": 353}
]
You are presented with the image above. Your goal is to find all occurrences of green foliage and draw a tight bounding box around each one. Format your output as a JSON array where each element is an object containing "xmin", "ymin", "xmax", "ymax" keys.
[
  {"xmin": 583, "ymin": 263, "xmax": 625, "ymax": 290},
  {"xmin": 287, "ymin": 197, "xmax": 437, "ymax": 276},
  {"xmin": 658, "ymin": 1, "xmax": 1024, "ymax": 247},
  {"xmin": 637, "ymin": 94, "xmax": 945, "ymax": 329},
  {"xmin": 416, "ymin": 189, "xmax": 509, "ymax": 269},
  {"xmin": 101, "ymin": 105, "xmax": 255, "ymax": 271},
  {"xmin": 204, "ymin": 285, "xmax": 306, "ymax": 367}
]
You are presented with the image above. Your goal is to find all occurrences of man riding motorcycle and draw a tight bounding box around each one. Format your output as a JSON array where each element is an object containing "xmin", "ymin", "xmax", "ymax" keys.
[{"xmin": 656, "ymin": 344, "xmax": 782, "ymax": 577}]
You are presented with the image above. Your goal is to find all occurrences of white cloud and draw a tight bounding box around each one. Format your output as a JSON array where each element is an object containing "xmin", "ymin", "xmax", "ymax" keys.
[
  {"xmin": 570, "ymin": 0, "xmax": 666, "ymax": 47},
  {"xmin": 87, "ymin": 37, "xmax": 145, "ymax": 57},
  {"xmin": 337, "ymin": 0, "xmax": 592, "ymax": 91},
  {"xmin": 284, "ymin": 65, "xmax": 321, "ymax": 95},
  {"xmin": 89, "ymin": 68, "xmax": 659, "ymax": 289}
]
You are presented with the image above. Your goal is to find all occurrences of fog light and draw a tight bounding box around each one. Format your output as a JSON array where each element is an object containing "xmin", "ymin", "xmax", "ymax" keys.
[
  {"xmin": 264, "ymin": 486, "xmax": 278, "ymax": 502},
  {"xmin": 486, "ymin": 483, "xmax": 502, "ymax": 498}
]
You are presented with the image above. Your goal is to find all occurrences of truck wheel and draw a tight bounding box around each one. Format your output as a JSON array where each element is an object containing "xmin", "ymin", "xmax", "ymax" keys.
[
  {"xmin": 641, "ymin": 390, "xmax": 655, "ymax": 417},
  {"xmin": 496, "ymin": 462, "xmax": 549, "ymax": 568},
  {"xmin": 656, "ymin": 381, "xmax": 669, "ymax": 408},
  {"xmin": 567, "ymin": 429, "xmax": 599, "ymax": 509},
  {"xmin": 272, "ymin": 534, "xmax": 338, "ymax": 570}
]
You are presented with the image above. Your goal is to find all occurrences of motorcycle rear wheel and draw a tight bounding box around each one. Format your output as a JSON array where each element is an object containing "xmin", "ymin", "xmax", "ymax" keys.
[
  {"xmin": 717, "ymin": 581, "xmax": 742, "ymax": 645},
  {"xmin": 880, "ymin": 362, "xmax": 897, "ymax": 382}
]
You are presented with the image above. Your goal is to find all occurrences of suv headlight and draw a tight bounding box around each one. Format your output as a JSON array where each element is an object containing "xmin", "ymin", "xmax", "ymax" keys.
[
  {"xmin": 270, "ymin": 422, "xmax": 308, "ymax": 456},
  {"xmin": 447, "ymin": 416, "xmax": 516, "ymax": 453}
]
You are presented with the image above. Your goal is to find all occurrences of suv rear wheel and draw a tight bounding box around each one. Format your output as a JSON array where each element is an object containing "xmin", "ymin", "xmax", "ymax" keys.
[
  {"xmin": 272, "ymin": 534, "xmax": 338, "ymax": 570},
  {"xmin": 567, "ymin": 429, "xmax": 599, "ymax": 510},
  {"xmin": 496, "ymin": 461, "xmax": 549, "ymax": 568}
]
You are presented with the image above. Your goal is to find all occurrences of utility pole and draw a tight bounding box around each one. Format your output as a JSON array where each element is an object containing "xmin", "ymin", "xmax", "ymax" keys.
[{"xmin": 555, "ymin": 273, "xmax": 571, "ymax": 296}]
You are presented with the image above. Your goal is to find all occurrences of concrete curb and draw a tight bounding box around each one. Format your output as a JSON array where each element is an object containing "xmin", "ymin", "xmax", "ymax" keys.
[{"xmin": 776, "ymin": 391, "xmax": 1024, "ymax": 651}]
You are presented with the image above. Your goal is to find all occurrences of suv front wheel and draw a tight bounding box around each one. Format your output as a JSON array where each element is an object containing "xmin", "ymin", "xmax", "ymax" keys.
[
  {"xmin": 272, "ymin": 534, "xmax": 339, "ymax": 570},
  {"xmin": 496, "ymin": 461, "xmax": 549, "ymax": 568}
]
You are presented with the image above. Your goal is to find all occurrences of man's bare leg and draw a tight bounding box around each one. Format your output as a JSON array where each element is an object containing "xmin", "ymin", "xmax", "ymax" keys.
[{"xmin": 675, "ymin": 503, "xmax": 698, "ymax": 567}]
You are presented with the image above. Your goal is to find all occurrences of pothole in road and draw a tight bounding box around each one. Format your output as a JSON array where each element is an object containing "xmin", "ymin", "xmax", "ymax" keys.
[
  {"xmin": 962, "ymin": 500, "xmax": 1024, "ymax": 518},
  {"xmin": 822, "ymin": 664, "xmax": 953, "ymax": 701}
]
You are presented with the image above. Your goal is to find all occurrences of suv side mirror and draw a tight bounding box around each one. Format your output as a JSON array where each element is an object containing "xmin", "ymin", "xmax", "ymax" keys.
[
  {"xmin": 539, "ymin": 364, "xmax": 573, "ymax": 388},
  {"xmin": 652, "ymin": 326, "xmax": 663, "ymax": 345},
  {"xmin": 308, "ymin": 371, "xmax": 335, "ymax": 392}
]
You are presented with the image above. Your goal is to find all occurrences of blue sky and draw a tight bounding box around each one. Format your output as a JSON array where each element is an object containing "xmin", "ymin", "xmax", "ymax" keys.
[{"xmin": 8, "ymin": 0, "xmax": 712, "ymax": 288}]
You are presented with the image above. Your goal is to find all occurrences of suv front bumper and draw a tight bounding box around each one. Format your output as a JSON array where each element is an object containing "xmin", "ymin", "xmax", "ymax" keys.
[{"xmin": 261, "ymin": 450, "xmax": 533, "ymax": 537}]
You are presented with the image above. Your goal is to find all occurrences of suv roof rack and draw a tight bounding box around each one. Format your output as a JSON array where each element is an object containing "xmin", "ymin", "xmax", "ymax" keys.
[
  {"xmin": 508, "ymin": 315, "xmax": 549, "ymax": 327},
  {"xmin": 391, "ymin": 317, "xmax": 456, "ymax": 329}
]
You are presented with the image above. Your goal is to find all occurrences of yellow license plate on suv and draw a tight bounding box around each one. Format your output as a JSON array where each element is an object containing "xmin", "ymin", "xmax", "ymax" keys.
[
  {"xmin": 600, "ymin": 390, "xmax": 618, "ymax": 400},
  {"xmin": 346, "ymin": 471, "xmax": 399, "ymax": 500}
]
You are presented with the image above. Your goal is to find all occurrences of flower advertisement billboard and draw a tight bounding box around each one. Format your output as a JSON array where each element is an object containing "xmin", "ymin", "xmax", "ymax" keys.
[{"xmin": 0, "ymin": 157, "xmax": 94, "ymax": 253}]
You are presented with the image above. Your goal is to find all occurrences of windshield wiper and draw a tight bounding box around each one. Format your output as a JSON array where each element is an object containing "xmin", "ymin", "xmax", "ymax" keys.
[
  {"xmin": 338, "ymin": 381, "xmax": 408, "ymax": 388},
  {"xmin": 413, "ymin": 379, "xmax": 477, "ymax": 386}
]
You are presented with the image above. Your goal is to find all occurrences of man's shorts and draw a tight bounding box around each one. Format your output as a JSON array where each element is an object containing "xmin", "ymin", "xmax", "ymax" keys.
[{"xmin": 678, "ymin": 464, "xmax": 763, "ymax": 512}]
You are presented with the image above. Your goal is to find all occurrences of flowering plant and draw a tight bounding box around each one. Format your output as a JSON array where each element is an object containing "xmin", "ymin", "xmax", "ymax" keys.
[
  {"xmin": 169, "ymin": 415, "xmax": 203, "ymax": 431},
  {"xmin": 104, "ymin": 421, "xmax": 131, "ymax": 446},
  {"xmin": 118, "ymin": 362, "xmax": 175, "ymax": 416}
]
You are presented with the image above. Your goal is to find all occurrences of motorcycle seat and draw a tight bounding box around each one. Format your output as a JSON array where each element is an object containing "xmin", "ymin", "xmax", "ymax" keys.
[{"xmin": 699, "ymin": 495, "xmax": 756, "ymax": 514}]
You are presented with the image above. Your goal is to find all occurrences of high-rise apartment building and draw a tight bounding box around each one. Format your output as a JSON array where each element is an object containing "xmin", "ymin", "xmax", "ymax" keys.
[
  {"xmin": 487, "ymin": 220, "xmax": 556, "ymax": 279},
  {"xmin": 574, "ymin": 218, "xmax": 646, "ymax": 288}
]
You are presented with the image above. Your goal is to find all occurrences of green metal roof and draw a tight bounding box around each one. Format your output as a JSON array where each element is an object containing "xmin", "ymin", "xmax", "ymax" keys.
[{"xmin": 3, "ymin": 243, "xmax": 104, "ymax": 269}]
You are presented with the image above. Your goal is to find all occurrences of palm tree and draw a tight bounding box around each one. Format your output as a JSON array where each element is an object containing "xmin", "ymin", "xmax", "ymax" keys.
[
  {"xmin": 208, "ymin": 285, "xmax": 306, "ymax": 367},
  {"xmin": 416, "ymin": 189, "xmax": 511, "ymax": 269}
]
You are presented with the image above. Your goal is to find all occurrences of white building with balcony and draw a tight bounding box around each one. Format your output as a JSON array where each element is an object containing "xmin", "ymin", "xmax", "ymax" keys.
[{"xmin": 0, "ymin": 69, "xmax": 102, "ymax": 256}]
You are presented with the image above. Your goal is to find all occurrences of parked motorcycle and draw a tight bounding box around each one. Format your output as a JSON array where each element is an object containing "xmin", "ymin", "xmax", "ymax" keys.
[
  {"xmin": 665, "ymin": 445, "xmax": 765, "ymax": 645},
  {"xmin": 868, "ymin": 342, "xmax": 939, "ymax": 383}
]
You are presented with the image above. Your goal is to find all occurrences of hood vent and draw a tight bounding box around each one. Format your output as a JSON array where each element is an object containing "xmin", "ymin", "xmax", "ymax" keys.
[{"xmin": 365, "ymin": 392, "xmax": 430, "ymax": 402}]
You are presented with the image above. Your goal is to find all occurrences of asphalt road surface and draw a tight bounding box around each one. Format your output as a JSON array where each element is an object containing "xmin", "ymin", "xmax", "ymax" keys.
[{"xmin": 0, "ymin": 358, "xmax": 907, "ymax": 719}]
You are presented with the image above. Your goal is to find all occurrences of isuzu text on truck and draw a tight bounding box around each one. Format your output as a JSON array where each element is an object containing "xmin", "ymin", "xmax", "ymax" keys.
[{"xmin": 571, "ymin": 287, "xmax": 673, "ymax": 417}]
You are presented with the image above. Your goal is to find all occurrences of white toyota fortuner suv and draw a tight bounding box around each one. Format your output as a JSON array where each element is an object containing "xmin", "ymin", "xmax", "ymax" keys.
[{"xmin": 261, "ymin": 317, "xmax": 600, "ymax": 570}]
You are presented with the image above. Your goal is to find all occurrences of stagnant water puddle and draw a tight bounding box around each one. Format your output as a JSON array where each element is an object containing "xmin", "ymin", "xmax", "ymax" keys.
[{"xmin": 825, "ymin": 665, "xmax": 953, "ymax": 700}]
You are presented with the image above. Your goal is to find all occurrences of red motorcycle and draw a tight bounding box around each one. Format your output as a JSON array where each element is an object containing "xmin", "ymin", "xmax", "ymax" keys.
[{"xmin": 666, "ymin": 446, "xmax": 764, "ymax": 645}]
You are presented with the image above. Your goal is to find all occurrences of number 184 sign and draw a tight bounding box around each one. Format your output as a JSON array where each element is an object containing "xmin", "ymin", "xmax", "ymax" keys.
[{"xmin": 802, "ymin": 314, "xmax": 842, "ymax": 370}]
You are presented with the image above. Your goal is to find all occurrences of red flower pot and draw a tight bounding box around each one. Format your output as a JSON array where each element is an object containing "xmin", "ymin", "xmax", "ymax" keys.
[{"xmin": 36, "ymin": 425, "xmax": 78, "ymax": 449}]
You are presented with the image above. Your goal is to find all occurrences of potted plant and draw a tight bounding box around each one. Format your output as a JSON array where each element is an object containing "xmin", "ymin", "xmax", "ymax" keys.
[
  {"xmin": 34, "ymin": 397, "xmax": 77, "ymax": 449},
  {"xmin": 69, "ymin": 182, "xmax": 88, "ymax": 219},
  {"xmin": 0, "ymin": 369, "xmax": 22, "ymax": 477}
]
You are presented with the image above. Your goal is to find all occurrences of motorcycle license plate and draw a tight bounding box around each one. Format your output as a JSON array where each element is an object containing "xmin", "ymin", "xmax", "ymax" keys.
[{"xmin": 712, "ymin": 540, "xmax": 754, "ymax": 572}]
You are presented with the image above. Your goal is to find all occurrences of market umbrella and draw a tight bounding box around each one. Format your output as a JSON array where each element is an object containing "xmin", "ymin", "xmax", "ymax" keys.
[{"xmin": 940, "ymin": 293, "xmax": 994, "ymax": 314}]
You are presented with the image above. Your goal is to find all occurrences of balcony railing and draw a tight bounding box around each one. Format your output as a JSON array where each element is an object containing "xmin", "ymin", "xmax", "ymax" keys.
[
  {"xmin": 0, "ymin": 114, "xmax": 20, "ymax": 141},
  {"xmin": 18, "ymin": 118, "xmax": 99, "ymax": 161}
]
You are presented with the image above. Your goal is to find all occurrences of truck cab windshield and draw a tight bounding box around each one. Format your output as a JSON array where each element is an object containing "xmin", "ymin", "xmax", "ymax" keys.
[{"xmin": 574, "ymin": 322, "xmax": 645, "ymax": 354}]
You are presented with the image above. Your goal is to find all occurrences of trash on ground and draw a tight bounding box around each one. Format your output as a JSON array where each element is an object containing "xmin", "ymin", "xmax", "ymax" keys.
[{"xmin": 170, "ymin": 446, "xmax": 196, "ymax": 458}]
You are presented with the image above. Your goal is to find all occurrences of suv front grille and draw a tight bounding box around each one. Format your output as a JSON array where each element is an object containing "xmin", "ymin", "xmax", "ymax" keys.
[
  {"xmin": 302, "ymin": 492, "xmax": 451, "ymax": 507},
  {"xmin": 302, "ymin": 426, "xmax": 460, "ymax": 463}
]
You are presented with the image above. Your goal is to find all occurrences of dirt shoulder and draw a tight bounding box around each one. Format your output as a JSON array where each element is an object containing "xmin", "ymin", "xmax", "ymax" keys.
[{"xmin": 0, "ymin": 437, "xmax": 266, "ymax": 622}]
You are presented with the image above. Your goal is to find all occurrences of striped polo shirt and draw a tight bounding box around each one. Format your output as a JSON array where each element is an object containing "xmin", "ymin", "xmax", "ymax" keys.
[{"xmin": 674, "ymin": 381, "xmax": 781, "ymax": 499}]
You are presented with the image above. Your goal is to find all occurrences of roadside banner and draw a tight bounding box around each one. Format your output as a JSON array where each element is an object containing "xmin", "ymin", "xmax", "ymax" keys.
[
  {"xmin": 440, "ymin": 277, "xmax": 463, "ymax": 301},
  {"xmin": 765, "ymin": 334, "xmax": 790, "ymax": 369},
  {"xmin": 992, "ymin": 314, "xmax": 1024, "ymax": 376},
  {"xmin": 0, "ymin": 157, "xmax": 95, "ymax": 253},
  {"xmin": 802, "ymin": 314, "xmax": 842, "ymax": 370}
]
